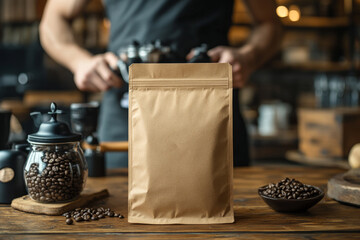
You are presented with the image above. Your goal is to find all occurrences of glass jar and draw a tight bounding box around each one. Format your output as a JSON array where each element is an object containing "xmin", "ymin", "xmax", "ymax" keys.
[
  {"xmin": 24, "ymin": 102, "xmax": 87, "ymax": 203},
  {"xmin": 24, "ymin": 142, "xmax": 87, "ymax": 203}
]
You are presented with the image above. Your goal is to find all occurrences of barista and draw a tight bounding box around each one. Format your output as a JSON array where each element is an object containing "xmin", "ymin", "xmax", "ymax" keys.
[{"xmin": 39, "ymin": 0, "xmax": 282, "ymax": 167}]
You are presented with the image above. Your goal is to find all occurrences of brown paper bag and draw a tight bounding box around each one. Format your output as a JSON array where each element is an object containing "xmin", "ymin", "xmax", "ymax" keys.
[{"xmin": 128, "ymin": 63, "xmax": 234, "ymax": 224}]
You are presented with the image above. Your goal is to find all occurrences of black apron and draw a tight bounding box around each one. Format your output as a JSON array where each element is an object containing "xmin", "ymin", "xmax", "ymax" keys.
[{"xmin": 100, "ymin": 0, "xmax": 249, "ymax": 167}]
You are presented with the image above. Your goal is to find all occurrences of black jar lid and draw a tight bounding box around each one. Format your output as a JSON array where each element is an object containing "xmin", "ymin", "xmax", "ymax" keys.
[{"xmin": 28, "ymin": 102, "xmax": 81, "ymax": 144}]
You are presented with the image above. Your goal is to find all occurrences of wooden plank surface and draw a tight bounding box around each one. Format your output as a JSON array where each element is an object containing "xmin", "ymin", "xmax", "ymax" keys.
[
  {"xmin": 1, "ymin": 166, "xmax": 359, "ymax": 239},
  {"xmin": 2, "ymin": 233, "xmax": 360, "ymax": 240}
]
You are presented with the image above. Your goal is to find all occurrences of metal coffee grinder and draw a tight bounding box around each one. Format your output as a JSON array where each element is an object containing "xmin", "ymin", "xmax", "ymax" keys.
[{"xmin": 70, "ymin": 103, "xmax": 128, "ymax": 177}]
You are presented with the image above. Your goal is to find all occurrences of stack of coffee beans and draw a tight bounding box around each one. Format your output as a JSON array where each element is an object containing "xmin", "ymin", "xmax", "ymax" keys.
[
  {"xmin": 260, "ymin": 177, "xmax": 320, "ymax": 200},
  {"xmin": 63, "ymin": 207, "xmax": 124, "ymax": 225},
  {"xmin": 25, "ymin": 151, "xmax": 86, "ymax": 203}
]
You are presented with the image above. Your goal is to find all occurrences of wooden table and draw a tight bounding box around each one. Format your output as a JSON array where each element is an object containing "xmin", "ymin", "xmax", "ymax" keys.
[{"xmin": 1, "ymin": 166, "xmax": 360, "ymax": 239}]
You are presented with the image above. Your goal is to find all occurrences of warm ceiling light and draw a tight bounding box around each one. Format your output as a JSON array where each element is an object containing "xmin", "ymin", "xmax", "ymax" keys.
[
  {"xmin": 288, "ymin": 5, "xmax": 300, "ymax": 22},
  {"xmin": 289, "ymin": 10, "xmax": 300, "ymax": 21},
  {"xmin": 276, "ymin": 6, "xmax": 288, "ymax": 18}
]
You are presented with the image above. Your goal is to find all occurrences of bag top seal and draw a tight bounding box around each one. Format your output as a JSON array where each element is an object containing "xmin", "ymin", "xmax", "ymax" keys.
[{"xmin": 129, "ymin": 63, "xmax": 232, "ymax": 88}]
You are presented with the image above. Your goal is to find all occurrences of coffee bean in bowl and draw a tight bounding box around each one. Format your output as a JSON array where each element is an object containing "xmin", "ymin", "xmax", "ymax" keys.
[{"xmin": 258, "ymin": 177, "xmax": 324, "ymax": 212}]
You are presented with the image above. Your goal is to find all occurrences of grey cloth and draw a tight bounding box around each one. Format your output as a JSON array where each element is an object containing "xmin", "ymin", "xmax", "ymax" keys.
[
  {"xmin": 99, "ymin": 0, "xmax": 250, "ymax": 167},
  {"xmin": 104, "ymin": 0, "xmax": 233, "ymax": 56},
  {"xmin": 98, "ymin": 88, "xmax": 129, "ymax": 168}
]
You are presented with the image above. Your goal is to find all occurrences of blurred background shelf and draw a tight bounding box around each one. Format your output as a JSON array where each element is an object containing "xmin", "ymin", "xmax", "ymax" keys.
[
  {"xmin": 234, "ymin": 16, "xmax": 350, "ymax": 28},
  {"xmin": 281, "ymin": 16, "xmax": 350, "ymax": 28},
  {"xmin": 269, "ymin": 61, "xmax": 358, "ymax": 72},
  {"xmin": 1, "ymin": 0, "xmax": 360, "ymax": 165},
  {"xmin": 286, "ymin": 150, "xmax": 350, "ymax": 169},
  {"xmin": 250, "ymin": 128, "xmax": 298, "ymax": 164}
]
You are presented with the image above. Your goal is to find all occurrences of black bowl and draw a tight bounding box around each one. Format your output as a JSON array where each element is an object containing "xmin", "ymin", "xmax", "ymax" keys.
[{"xmin": 258, "ymin": 185, "xmax": 324, "ymax": 212}]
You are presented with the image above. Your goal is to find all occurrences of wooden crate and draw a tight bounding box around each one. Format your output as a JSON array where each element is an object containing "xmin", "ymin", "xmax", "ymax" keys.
[{"xmin": 298, "ymin": 108, "xmax": 360, "ymax": 158}]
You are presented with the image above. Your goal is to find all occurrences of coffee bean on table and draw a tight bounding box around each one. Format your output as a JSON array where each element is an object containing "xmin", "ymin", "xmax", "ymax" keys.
[
  {"xmin": 62, "ymin": 207, "xmax": 124, "ymax": 225},
  {"xmin": 261, "ymin": 177, "xmax": 320, "ymax": 200},
  {"xmin": 66, "ymin": 218, "xmax": 73, "ymax": 225}
]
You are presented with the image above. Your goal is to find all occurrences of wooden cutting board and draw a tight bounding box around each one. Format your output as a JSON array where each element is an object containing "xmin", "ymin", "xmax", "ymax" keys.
[
  {"xmin": 327, "ymin": 169, "xmax": 360, "ymax": 206},
  {"xmin": 11, "ymin": 189, "xmax": 109, "ymax": 215}
]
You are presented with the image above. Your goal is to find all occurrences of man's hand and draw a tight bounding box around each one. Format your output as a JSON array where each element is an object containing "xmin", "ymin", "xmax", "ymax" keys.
[
  {"xmin": 74, "ymin": 52, "xmax": 123, "ymax": 92},
  {"xmin": 208, "ymin": 46, "xmax": 256, "ymax": 88}
]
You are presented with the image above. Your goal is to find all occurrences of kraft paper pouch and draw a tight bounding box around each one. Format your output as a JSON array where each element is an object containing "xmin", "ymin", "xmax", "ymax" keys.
[{"xmin": 128, "ymin": 63, "xmax": 234, "ymax": 224}]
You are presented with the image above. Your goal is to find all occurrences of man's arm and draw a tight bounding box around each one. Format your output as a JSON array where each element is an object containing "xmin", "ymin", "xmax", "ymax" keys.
[
  {"xmin": 208, "ymin": 0, "xmax": 283, "ymax": 88},
  {"xmin": 40, "ymin": 0, "xmax": 122, "ymax": 92}
]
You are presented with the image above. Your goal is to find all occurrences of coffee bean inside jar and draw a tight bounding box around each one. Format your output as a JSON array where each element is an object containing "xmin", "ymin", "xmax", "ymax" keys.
[
  {"xmin": 25, "ymin": 103, "xmax": 87, "ymax": 203},
  {"xmin": 24, "ymin": 143, "xmax": 87, "ymax": 203}
]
